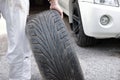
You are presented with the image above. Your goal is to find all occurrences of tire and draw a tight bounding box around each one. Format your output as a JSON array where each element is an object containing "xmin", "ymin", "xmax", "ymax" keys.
[
  {"xmin": 71, "ymin": 0, "xmax": 97, "ymax": 47},
  {"xmin": 26, "ymin": 10, "xmax": 84, "ymax": 80}
]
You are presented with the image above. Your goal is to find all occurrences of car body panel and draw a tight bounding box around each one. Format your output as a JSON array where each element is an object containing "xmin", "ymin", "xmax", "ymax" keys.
[
  {"xmin": 79, "ymin": 2, "xmax": 120, "ymax": 38},
  {"xmin": 58, "ymin": 0, "xmax": 120, "ymax": 38}
]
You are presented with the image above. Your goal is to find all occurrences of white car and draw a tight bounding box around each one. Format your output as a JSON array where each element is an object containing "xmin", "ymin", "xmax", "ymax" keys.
[{"xmin": 58, "ymin": 0, "xmax": 120, "ymax": 46}]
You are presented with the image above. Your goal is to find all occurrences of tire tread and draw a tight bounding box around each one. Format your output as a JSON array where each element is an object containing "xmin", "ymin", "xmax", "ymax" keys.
[{"xmin": 26, "ymin": 10, "xmax": 84, "ymax": 80}]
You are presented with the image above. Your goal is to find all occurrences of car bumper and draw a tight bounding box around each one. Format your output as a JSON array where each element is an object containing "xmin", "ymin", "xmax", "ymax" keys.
[{"xmin": 79, "ymin": 2, "xmax": 120, "ymax": 38}]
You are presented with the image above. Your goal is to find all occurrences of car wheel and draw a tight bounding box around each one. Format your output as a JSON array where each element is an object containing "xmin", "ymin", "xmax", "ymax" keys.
[
  {"xmin": 26, "ymin": 10, "xmax": 84, "ymax": 80},
  {"xmin": 71, "ymin": 0, "xmax": 97, "ymax": 47}
]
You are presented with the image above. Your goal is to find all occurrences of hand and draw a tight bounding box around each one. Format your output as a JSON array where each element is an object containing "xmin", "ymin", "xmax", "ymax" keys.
[{"xmin": 50, "ymin": 1, "xmax": 63, "ymax": 18}]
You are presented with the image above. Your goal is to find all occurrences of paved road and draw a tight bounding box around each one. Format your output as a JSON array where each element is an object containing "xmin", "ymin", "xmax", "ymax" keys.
[
  {"xmin": 76, "ymin": 39, "xmax": 120, "ymax": 80},
  {"xmin": 0, "ymin": 13, "xmax": 120, "ymax": 80}
]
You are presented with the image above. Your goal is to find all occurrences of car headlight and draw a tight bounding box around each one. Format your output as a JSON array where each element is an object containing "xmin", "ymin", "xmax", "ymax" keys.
[{"xmin": 94, "ymin": 0, "xmax": 119, "ymax": 7}]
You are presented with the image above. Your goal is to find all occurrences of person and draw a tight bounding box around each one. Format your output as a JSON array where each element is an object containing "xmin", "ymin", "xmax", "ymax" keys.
[{"xmin": 0, "ymin": 0, "xmax": 63, "ymax": 80}]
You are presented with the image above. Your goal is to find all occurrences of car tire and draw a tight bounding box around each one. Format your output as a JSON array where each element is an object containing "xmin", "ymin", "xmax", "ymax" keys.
[
  {"xmin": 71, "ymin": 0, "xmax": 97, "ymax": 47},
  {"xmin": 26, "ymin": 10, "xmax": 84, "ymax": 80}
]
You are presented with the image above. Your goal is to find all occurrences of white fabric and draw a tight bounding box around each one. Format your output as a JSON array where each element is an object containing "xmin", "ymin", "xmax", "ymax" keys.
[{"xmin": 0, "ymin": 0, "xmax": 32, "ymax": 80}]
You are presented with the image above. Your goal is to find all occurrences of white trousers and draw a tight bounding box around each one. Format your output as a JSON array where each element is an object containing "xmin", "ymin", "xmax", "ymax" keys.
[{"xmin": 0, "ymin": 0, "xmax": 32, "ymax": 80}]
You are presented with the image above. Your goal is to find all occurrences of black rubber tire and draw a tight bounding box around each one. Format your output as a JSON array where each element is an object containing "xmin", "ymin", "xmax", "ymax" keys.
[
  {"xmin": 71, "ymin": 0, "xmax": 97, "ymax": 47},
  {"xmin": 26, "ymin": 10, "xmax": 84, "ymax": 80}
]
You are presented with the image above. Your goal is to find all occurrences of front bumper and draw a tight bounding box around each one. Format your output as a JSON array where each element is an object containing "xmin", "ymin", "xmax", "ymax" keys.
[{"xmin": 79, "ymin": 2, "xmax": 120, "ymax": 38}]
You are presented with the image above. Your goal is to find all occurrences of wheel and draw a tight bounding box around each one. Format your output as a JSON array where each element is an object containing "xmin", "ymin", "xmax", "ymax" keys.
[
  {"xmin": 71, "ymin": 0, "xmax": 97, "ymax": 47},
  {"xmin": 26, "ymin": 10, "xmax": 84, "ymax": 80}
]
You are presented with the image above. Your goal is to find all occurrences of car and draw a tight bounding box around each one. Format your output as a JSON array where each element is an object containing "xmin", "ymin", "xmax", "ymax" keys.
[{"xmin": 58, "ymin": 0, "xmax": 120, "ymax": 47}]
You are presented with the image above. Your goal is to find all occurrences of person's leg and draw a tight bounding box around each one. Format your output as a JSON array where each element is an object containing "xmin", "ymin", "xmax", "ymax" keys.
[{"xmin": 1, "ymin": 0, "xmax": 32, "ymax": 80}]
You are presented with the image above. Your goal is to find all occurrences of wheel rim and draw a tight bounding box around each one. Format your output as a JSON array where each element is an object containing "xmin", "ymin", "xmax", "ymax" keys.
[{"xmin": 72, "ymin": 1, "xmax": 81, "ymax": 38}]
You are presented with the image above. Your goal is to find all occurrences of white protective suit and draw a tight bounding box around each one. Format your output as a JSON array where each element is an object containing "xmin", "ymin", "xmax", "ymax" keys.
[{"xmin": 0, "ymin": 0, "xmax": 32, "ymax": 80}]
